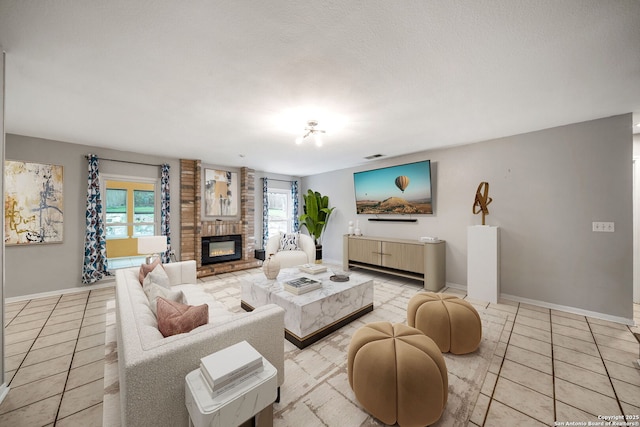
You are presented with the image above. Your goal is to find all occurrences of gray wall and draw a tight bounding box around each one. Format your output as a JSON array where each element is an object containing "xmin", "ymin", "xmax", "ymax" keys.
[
  {"xmin": 5, "ymin": 134, "xmax": 181, "ymax": 298},
  {"xmin": 302, "ymin": 114, "xmax": 633, "ymax": 320}
]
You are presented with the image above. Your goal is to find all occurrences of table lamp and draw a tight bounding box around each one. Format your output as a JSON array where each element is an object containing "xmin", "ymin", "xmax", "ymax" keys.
[{"xmin": 138, "ymin": 235, "xmax": 167, "ymax": 264}]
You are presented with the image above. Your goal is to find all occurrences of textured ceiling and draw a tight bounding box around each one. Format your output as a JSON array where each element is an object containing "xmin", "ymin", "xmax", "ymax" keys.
[{"xmin": 1, "ymin": 1, "xmax": 639, "ymax": 176}]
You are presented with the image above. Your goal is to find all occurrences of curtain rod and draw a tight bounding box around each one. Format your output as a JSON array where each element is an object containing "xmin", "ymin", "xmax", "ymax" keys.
[
  {"xmin": 264, "ymin": 178, "xmax": 297, "ymax": 183},
  {"xmin": 85, "ymin": 155, "xmax": 163, "ymax": 168}
]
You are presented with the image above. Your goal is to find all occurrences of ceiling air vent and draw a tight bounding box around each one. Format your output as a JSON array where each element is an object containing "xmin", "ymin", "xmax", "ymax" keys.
[{"xmin": 364, "ymin": 154, "xmax": 384, "ymax": 160}]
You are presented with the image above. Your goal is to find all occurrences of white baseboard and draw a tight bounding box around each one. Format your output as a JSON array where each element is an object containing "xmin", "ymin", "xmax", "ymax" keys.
[
  {"xmin": 500, "ymin": 292, "xmax": 635, "ymax": 326},
  {"xmin": 430, "ymin": 283, "xmax": 634, "ymax": 326},
  {"xmin": 6, "ymin": 278, "xmax": 115, "ymax": 304},
  {"xmin": 0, "ymin": 383, "xmax": 10, "ymax": 405},
  {"xmin": 445, "ymin": 282, "xmax": 467, "ymax": 291}
]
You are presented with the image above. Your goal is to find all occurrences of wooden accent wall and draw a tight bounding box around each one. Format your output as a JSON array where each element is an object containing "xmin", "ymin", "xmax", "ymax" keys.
[
  {"xmin": 180, "ymin": 160, "xmax": 260, "ymax": 277},
  {"xmin": 241, "ymin": 167, "xmax": 256, "ymax": 260},
  {"xmin": 180, "ymin": 159, "xmax": 198, "ymax": 262}
]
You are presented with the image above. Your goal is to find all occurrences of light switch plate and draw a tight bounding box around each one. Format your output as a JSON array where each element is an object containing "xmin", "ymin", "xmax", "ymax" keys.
[{"xmin": 592, "ymin": 222, "xmax": 615, "ymax": 232}]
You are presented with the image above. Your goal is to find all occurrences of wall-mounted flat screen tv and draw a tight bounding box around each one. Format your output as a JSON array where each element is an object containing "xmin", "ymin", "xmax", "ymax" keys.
[{"xmin": 354, "ymin": 160, "xmax": 432, "ymax": 215}]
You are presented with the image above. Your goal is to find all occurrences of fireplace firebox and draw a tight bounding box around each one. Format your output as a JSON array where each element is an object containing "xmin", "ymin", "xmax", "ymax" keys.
[{"xmin": 201, "ymin": 235, "xmax": 242, "ymax": 265}]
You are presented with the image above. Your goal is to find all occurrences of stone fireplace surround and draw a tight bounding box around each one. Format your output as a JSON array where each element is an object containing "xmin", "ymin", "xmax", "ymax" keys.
[{"xmin": 180, "ymin": 159, "xmax": 261, "ymax": 278}]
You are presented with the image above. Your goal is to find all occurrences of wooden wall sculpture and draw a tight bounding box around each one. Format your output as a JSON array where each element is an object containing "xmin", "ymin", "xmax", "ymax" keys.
[{"xmin": 472, "ymin": 182, "xmax": 492, "ymax": 225}]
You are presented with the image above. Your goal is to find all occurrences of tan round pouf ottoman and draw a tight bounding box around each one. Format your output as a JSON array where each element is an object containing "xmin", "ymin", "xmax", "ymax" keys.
[
  {"xmin": 347, "ymin": 322, "xmax": 448, "ymax": 427},
  {"xmin": 407, "ymin": 292, "xmax": 482, "ymax": 354}
]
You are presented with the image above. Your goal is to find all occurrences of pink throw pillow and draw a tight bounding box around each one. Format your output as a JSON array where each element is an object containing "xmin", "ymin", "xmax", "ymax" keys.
[
  {"xmin": 156, "ymin": 297, "xmax": 209, "ymax": 337},
  {"xmin": 138, "ymin": 258, "xmax": 162, "ymax": 285}
]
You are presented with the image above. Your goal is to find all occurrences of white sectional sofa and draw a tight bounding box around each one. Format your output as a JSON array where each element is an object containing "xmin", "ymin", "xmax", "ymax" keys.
[{"xmin": 115, "ymin": 260, "xmax": 285, "ymax": 427}]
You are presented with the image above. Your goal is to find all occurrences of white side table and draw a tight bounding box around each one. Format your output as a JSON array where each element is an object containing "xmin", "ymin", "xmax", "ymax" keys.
[{"xmin": 185, "ymin": 355, "xmax": 277, "ymax": 427}]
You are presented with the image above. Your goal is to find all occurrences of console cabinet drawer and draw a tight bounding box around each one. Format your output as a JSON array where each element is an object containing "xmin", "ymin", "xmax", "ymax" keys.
[
  {"xmin": 348, "ymin": 238, "xmax": 380, "ymax": 265},
  {"xmin": 381, "ymin": 242, "xmax": 424, "ymax": 273}
]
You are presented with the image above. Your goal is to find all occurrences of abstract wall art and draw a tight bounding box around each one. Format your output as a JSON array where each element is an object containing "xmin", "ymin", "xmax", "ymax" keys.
[
  {"xmin": 203, "ymin": 168, "xmax": 238, "ymax": 217},
  {"xmin": 5, "ymin": 160, "xmax": 64, "ymax": 244}
]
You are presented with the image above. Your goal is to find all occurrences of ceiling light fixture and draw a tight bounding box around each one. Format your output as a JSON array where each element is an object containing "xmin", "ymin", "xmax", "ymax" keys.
[{"xmin": 295, "ymin": 120, "xmax": 326, "ymax": 147}]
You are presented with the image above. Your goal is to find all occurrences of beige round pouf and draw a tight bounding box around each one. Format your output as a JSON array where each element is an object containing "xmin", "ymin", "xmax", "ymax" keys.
[
  {"xmin": 347, "ymin": 322, "xmax": 448, "ymax": 427},
  {"xmin": 407, "ymin": 292, "xmax": 482, "ymax": 354}
]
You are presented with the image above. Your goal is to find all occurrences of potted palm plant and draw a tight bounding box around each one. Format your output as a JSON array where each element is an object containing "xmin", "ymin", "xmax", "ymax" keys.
[{"xmin": 299, "ymin": 189, "xmax": 335, "ymax": 262}]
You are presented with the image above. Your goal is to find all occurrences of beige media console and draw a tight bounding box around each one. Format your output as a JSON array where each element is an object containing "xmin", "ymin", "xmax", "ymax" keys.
[{"xmin": 343, "ymin": 235, "xmax": 446, "ymax": 291}]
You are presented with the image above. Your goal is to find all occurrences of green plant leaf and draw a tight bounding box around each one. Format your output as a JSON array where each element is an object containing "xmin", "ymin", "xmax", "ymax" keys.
[{"xmin": 298, "ymin": 189, "xmax": 335, "ymax": 245}]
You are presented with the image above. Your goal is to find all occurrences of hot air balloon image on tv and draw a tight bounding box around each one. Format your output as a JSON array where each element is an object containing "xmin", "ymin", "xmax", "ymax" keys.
[
  {"xmin": 395, "ymin": 175, "xmax": 410, "ymax": 193},
  {"xmin": 353, "ymin": 160, "xmax": 432, "ymax": 215}
]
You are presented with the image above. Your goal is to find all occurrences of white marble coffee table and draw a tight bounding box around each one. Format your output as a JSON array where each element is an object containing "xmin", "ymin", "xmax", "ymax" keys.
[{"xmin": 240, "ymin": 267, "xmax": 374, "ymax": 349}]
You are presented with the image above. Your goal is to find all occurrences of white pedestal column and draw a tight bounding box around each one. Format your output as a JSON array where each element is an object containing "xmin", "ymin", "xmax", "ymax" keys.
[{"xmin": 467, "ymin": 225, "xmax": 500, "ymax": 303}]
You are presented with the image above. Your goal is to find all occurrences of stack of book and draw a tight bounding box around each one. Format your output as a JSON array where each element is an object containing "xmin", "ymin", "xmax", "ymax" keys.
[
  {"xmin": 199, "ymin": 340, "xmax": 263, "ymax": 395},
  {"xmin": 284, "ymin": 277, "xmax": 322, "ymax": 295},
  {"xmin": 298, "ymin": 264, "xmax": 327, "ymax": 274}
]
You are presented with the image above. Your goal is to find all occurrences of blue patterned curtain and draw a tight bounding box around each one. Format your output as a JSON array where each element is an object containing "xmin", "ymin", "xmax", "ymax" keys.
[
  {"xmin": 291, "ymin": 180, "xmax": 299, "ymax": 232},
  {"xmin": 82, "ymin": 155, "xmax": 109, "ymax": 284},
  {"xmin": 161, "ymin": 164, "xmax": 172, "ymax": 263},
  {"xmin": 262, "ymin": 177, "xmax": 269, "ymax": 248}
]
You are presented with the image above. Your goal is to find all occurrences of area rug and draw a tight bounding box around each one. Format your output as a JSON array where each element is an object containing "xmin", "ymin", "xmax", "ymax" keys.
[{"xmin": 103, "ymin": 271, "xmax": 506, "ymax": 426}]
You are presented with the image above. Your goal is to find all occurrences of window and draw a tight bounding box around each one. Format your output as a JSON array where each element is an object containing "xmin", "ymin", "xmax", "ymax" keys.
[
  {"xmin": 105, "ymin": 186, "xmax": 156, "ymax": 238},
  {"xmin": 103, "ymin": 178, "xmax": 158, "ymax": 259},
  {"xmin": 267, "ymin": 189, "xmax": 293, "ymax": 238},
  {"xmin": 133, "ymin": 190, "xmax": 155, "ymax": 237},
  {"xmin": 106, "ymin": 188, "xmax": 128, "ymax": 238}
]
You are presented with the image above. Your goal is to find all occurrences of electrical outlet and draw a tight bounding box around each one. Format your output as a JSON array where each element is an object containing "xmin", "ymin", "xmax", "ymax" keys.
[{"xmin": 592, "ymin": 222, "xmax": 615, "ymax": 232}]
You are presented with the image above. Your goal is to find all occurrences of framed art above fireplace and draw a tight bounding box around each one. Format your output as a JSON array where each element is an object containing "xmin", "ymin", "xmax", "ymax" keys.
[{"xmin": 202, "ymin": 167, "xmax": 240, "ymax": 219}]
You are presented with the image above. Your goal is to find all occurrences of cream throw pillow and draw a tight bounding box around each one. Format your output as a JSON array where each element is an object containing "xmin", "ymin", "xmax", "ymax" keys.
[
  {"xmin": 138, "ymin": 258, "xmax": 162, "ymax": 285},
  {"xmin": 143, "ymin": 263, "xmax": 171, "ymax": 289},
  {"xmin": 143, "ymin": 265, "xmax": 182, "ymax": 316}
]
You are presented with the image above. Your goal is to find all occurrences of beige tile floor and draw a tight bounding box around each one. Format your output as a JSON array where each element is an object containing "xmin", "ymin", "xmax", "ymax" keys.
[
  {"xmin": 466, "ymin": 296, "xmax": 640, "ymax": 426},
  {"xmin": 1, "ymin": 287, "xmax": 114, "ymax": 426},
  {"xmin": 1, "ymin": 270, "xmax": 639, "ymax": 426}
]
